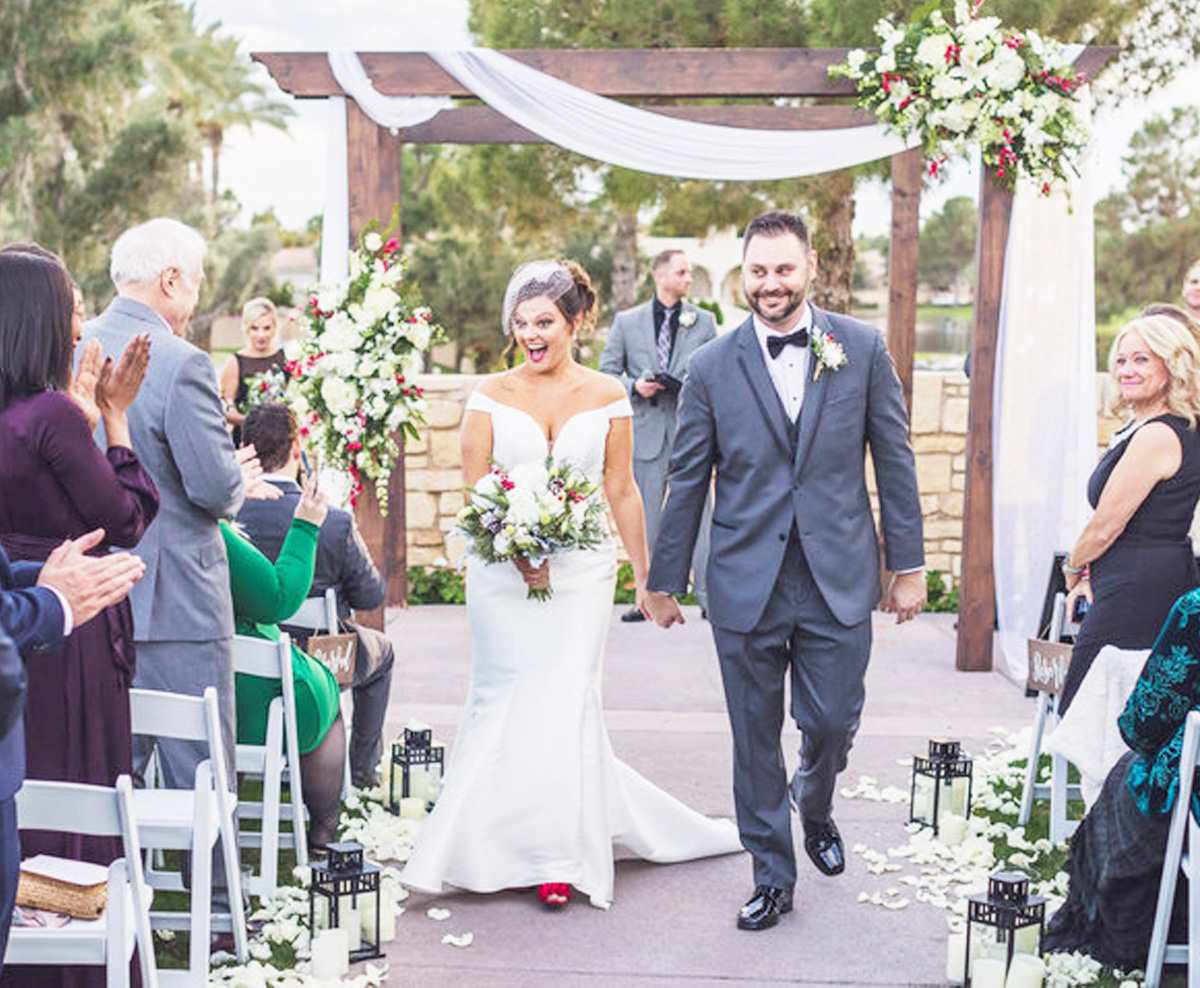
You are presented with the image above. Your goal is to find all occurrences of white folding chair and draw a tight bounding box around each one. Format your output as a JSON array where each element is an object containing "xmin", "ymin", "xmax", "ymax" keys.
[
  {"xmin": 288, "ymin": 588, "xmax": 353, "ymax": 796},
  {"xmin": 1018, "ymin": 590, "xmax": 1084, "ymax": 844},
  {"xmin": 129, "ymin": 686, "xmax": 247, "ymax": 983},
  {"xmin": 232, "ymin": 633, "xmax": 308, "ymax": 900},
  {"xmin": 5, "ymin": 775, "xmax": 158, "ymax": 988},
  {"xmin": 1145, "ymin": 709, "xmax": 1200, "ymax": 988}
]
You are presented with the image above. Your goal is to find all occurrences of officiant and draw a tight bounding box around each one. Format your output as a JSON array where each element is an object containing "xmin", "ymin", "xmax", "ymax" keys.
[{"xmin": 599, "ymin": 250, "xmax": 717, "ymax": 621}]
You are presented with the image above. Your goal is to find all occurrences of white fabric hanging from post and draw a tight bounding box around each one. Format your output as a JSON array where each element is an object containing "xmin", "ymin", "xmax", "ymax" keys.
[
  {"xmin": 319, "ymin": 48, "xmax": 915, "ymax": 282},
  {"xmin": 992, "ymin": 89, "xmax": 1098, "ymax": 682}
]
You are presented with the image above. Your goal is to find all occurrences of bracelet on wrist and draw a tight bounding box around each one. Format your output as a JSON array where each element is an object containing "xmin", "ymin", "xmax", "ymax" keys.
[{"xmin": 1061, "ymin": 560, "xmax": 1086, "ymax": 576}]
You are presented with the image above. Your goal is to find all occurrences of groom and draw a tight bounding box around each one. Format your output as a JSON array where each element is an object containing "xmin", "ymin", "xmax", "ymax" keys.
[{"xmin": 646, "ymin": 210, "xmax": 926, "ymax": 931}]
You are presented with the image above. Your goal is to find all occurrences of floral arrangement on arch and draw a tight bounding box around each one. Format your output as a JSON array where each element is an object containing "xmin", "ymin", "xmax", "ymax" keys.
[
  {"xmin": 287, "ymin": 228, "xmax": 443, "ymax": 512},
  {"xmin": 830, "ymin": 0, "xmax": 1090, "ymax": 195},
  {"xmin": 242, "ymin": 366, "xmax": 292, "ymax": 410}
]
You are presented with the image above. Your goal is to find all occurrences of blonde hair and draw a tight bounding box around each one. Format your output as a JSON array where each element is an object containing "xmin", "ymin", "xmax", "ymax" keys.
[
  {"xmin": 1107, "ymin": 314, "xmax": 1200, "ymax": 427},
  {"xmin": 241, "ymin": 296, "xmax": 278, "ymax": 332}
]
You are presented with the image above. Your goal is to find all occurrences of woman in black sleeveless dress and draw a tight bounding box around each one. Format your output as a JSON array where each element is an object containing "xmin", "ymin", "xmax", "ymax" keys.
[
  {"xmin": 1060, "ymin": 311, "xmax": 1200, "ymax": 711},
  {"xmin": 220, "ymin": 296, "xmax": 286, "ymax": 447}
]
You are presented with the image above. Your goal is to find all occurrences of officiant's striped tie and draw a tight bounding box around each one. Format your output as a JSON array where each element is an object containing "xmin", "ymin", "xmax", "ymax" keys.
[{"xmin": 657, "ymin": 310, "xmax": 672, "ymax": 370}]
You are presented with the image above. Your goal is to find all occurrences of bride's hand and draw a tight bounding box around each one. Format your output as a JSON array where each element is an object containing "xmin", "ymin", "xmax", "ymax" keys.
[
  {"xmin": 642, "ymin": 589, "xmax": 684, "ymax": 628},
  {"xmin": 513, "ymin": 554, "xmax": 550, "ymax": 591}
]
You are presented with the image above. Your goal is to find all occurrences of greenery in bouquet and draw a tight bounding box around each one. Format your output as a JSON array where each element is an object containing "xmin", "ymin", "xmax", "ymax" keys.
[
  {"xmin": 456, "ymin": 457, "xmax": 608, "ymax": 600},
  {"xmin": 286, "ymin": 227, "xmax": 444, "ymax": 512},
  {"xmin": 830, "ymin": 0, "xmax": 1090, "ymax": 195}
]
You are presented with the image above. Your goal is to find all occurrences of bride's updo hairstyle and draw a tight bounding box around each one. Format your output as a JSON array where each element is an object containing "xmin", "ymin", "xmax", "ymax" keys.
[
  {"xmin": 1107, "ymin": 313, "xmax": 1200, "ymax": 428},
  {"xmin": 502, "ymin": 259, "xmax": 598, "ymax": 337}
]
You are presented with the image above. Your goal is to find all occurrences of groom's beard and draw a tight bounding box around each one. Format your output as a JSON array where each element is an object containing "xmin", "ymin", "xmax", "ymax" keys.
[{"xmin": 747, "ymin": 288, "xmax": 805, "ymax": 327}]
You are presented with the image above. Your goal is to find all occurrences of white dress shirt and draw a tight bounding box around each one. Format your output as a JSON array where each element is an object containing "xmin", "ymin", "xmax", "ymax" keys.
[{"xmin": 753, "ymin": 303, "xmax": 813, "ymax": 423}]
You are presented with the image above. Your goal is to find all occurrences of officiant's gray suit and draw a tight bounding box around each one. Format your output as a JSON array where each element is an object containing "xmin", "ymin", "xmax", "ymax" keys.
[
  {"xmin": 648, "ymin": 307, "xmax": 924, "ymax": 891},
  {"xmin": 83, "ymin": 297, "xmax": 244, "ymax": 790},
  {"xmin": 600, "ymin": 299, "xmax": 716, "ymax": 601}
]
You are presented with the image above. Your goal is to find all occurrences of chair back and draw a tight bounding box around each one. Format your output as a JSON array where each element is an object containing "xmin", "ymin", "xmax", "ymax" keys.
[
  {"xmin": 10, "ymin": 776, "xmax": 158, "ymax": 987},
  {"xmin": 287, "ymin": 587, "xmax": 339, "ymax": 633}
]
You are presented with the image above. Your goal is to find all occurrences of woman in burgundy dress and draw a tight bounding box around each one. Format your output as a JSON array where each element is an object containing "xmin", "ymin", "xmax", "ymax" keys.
[{"xmin": 0, "ymin": 248, "xmax": 158, "ymax": 986}]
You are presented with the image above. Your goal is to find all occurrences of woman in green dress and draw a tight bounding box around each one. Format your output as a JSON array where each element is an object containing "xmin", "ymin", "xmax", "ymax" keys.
[{"xmin": 221, "ymin": 472, "xmax": 345, "ymax": 849}]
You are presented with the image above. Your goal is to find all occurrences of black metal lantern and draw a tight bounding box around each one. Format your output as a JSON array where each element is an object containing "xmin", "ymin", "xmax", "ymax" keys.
[
  {"xmin": 387, "ymin": 726, "xmax": 444, "ymax": 815},
  {"xmin": 309, "ymin": 841, "xmax": 383, "ymax": 963},
  {"xmin": 910, "ymin": 738, "xmax": 973, "ymax": 835},
  {"xmin": 962, "ymin": 871, "xmax": 1046, "ymax": 986}
]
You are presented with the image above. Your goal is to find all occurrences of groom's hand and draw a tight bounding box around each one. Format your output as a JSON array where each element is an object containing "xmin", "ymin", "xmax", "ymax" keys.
[
  {"xmin": 884, "ymin": 570, "xmax": 927, "ymax": 624},
  {"xmin": 643, "ymin": 589, "xmax": 685, "ymax": 628}
]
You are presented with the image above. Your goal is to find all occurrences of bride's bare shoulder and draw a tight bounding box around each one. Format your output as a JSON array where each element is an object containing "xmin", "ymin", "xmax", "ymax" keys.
[
  {"xmin": 473, "ymin": 371, "xmax": 520, "ymax": 401},
  {"xmin": 579, "ymin": 366, "xmax": 625, "ymax": 404}
]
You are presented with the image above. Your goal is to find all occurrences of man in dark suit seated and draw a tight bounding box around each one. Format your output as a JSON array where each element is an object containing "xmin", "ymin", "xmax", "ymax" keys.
[
  {"xmin": 0, "ymin": 533, "xmax": 144, "ymax": 967},
  {"xmin": 235, "ymin": 403, "xmax": 395, "ymax": 789}
]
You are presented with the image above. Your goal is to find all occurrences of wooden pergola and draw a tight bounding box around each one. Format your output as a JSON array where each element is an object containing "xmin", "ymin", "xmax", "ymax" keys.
[{"xmin": 253, "ymin": 47, "xmax": 1115, "ymax": 670}]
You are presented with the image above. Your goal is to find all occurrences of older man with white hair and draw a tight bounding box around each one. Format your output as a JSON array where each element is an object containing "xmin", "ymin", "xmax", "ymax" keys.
[{"xmin": 81, "ymin": 217, "xmax": 244, "ymax": 797}]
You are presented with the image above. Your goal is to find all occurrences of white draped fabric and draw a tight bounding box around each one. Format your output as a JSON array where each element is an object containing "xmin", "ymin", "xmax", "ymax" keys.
[
  {"xmin": 992, "ymin": 91, "xmax": 1097, "ymax": 682},
  {"xmin": 319, "ymin": 48, "xmax": 914, "ymax": 281}
]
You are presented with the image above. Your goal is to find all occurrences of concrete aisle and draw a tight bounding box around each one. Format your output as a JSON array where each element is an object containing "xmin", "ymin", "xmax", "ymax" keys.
[{"xmin": 376, "ymin": 606, "xmax": 1034, "ymax": 987}]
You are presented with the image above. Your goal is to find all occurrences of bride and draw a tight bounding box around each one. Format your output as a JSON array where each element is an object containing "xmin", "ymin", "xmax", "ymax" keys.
[{"xmin": 400, "ymin": 260, "xmax": 741, "ymax": 909}]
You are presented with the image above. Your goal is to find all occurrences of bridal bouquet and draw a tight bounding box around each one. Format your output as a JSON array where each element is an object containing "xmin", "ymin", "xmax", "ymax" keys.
[
  {"xmin": 287, "ymin": 227, "xmax": 443, "ymax": 512},
  {"xmin": 829, "ymin": 0, "xmax": 1090, "ymax": 195},
  {"xmin": 456, "ymin": 458, "xmax": 608, "ymax": 601}
]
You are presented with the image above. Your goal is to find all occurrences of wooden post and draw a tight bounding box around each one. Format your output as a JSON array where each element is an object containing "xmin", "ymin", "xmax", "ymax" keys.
[
  {"xmin": 345, "ymin": 99, "xmax": 406, "ymax": 629},
  {"xmin": 956, "ymin": 172, "xmax": 1013, "ymax": 672},
  {"xmin": 887, "ymin": 148, "xmax": 922, "ymax": 416}
]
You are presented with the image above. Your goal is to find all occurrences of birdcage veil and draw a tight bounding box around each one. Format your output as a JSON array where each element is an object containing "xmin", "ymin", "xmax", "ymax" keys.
[{"xmin": 501, "ymin": 260, "xmax": 576, "ymax": 333}]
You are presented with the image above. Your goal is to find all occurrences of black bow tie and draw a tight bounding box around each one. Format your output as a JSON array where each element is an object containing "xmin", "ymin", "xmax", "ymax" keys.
[{"xmin": 767, "ymin": 327, "xmax": 808, "ymax": 359}]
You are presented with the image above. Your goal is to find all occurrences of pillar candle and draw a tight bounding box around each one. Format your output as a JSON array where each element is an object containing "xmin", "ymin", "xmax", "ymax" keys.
[
  {"xmin": 399, "ymin": 796, "xmax": 427, "ymax": 819},
  {"xmin": 945, "ymin": 932, "xmax": 967, "ymax": 984},
  {"xmin": 949, "ymin": 775, "xmax": 971, "ymax": 816},
  {"xmin": 311, "ymin": 929, "xmax": 349, "ymax": 980},
  {"xmin": 360, "ymin": 899, "xmax": 378, "ymax": 944},
  {"xmin": 379, "ymin": 897, "xmax": 398, "ymax": 942},
  {"xmin": 912, "ymin": 774, "xmax": 935, "ymax": 821},
  {"xmin": 972, "ymin": 958, "xmax": 1006, "ymax": 988},
  {"xmin": 1013, "ymin": 924, "xmax": 1041, "ymax": 956},
  {"xmin": 940, "ymin": 813, "xmax": 968, "ymax": 847},
  {"xmin": 339, "ymin": 906, "xmax": 361, "ymax": 950},
  {"xmin": 1004, "ymin": 954, "xmax": 1045, "ymax": 988}
]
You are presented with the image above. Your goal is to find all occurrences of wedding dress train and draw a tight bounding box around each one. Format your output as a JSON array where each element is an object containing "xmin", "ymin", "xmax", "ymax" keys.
[{"xmin": 400, "ymin": 390, "xmax": 741, "ymax": 907}]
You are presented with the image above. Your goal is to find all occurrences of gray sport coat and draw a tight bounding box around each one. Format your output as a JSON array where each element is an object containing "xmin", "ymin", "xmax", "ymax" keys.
[
  {"xmin": 598, "ymin": 300, "xmax": 717, "ymax": 461},
  {"xmin": 649, "ymin": 309, "xmax": 924, "ymax": 632},
  {"xmin": 82, "ymin": 297, "xmax": 244, "ymax": 642}
]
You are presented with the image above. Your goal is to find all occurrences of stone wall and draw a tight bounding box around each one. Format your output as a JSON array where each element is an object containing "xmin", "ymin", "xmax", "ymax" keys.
[{"xmin": 404, "ymin": 371, "xmax": 1120, "ymax": 585}]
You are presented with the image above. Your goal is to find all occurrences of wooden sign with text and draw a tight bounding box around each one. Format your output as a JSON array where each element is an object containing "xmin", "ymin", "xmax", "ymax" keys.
[
  {"xmin": 308, "ymin": 633, "xmax": 357, "ymax": 687},
  {"xmin": 1026, "ymin": 638, "xmax": 1073, "ymax": 695}
]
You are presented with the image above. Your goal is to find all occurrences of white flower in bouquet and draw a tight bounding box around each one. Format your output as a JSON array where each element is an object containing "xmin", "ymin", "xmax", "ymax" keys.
[
  {"xmin": 985, "ymin": 47, "xmax": 1026, "ymax": 91},
  {"xmin": 363, "ymin": 231, "xmax": 383, "ymax": 252},
  {"xmin": 314, "ymin": 285, "xmax": 345, "ymax": 315},
  {"xmin": 320, "ymin": 376, "xmax": 357, "ymax": 416},
  {"xmin": 508, "ymin": 461, "xmax": 550, "ymax": 493},
  {"xmin": 407, "ymin": 319, "xmax": 432, "ymax": 350},
  {"xmin": 916, "ymin": 33, "xmax": 954, "ymax": 66},
  {"xmin": 875, "ymin": 53, "xmax": 896, "ymax": 73},
  {"xmin": 320, "ymin": 311, "xmax": 358, "ymax": 353},
  {"xmin": 362, "ymin": 284, "xmax": 401, "ymax": 324}
]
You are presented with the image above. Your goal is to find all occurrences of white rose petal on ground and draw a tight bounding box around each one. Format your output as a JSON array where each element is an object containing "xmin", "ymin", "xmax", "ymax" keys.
[
  {"xmin": 426, "ymin": 907, "xmax": 452, "ymax": 921},
  {"xmin": 442, "ymin": 932, "xmax": 474, "ymax": 947}
]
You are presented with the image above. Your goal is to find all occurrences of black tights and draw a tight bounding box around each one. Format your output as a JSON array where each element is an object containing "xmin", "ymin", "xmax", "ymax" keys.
[{"xmin": 301, "ymin": 712, "xmax": 346, "ymax": 848}]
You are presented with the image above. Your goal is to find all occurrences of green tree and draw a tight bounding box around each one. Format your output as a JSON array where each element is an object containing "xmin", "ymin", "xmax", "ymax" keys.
[{"xmin": 919, "ymin": 196, "xmax": 977, "ymax": 291}]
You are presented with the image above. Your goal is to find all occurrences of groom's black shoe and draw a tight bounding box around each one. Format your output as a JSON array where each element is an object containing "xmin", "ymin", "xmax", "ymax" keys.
[
  {"xmin": 620, "ymin": 606, "xmax": 646, "ymax": 623},
  {"xmin": 803, "ymin": 819, "xmax": 845, "ymax": 877},
  {"xmin": 737, "ymin": 884, "xmax": 793, "ymax": 931}
]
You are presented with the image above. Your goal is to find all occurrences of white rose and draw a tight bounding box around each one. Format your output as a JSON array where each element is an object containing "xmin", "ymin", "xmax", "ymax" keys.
[
  {"xmin": 916, "ymin": 33, "xmax": 953, "ymax": 67},
  {"xmin": 930, "ymin": 74, "xmax": 967, "ymax": 101},
  {"xmin": 407, "ymin": 320, "xmax": 432, "ymax": 350},
  {"xmin": 315, "ymin": 285, "xmax": 345, "ymax": 313},
  {"xmin": 939, "ymin": 103, "xmax": 971, "ymax": 133},
  {"xmin": 493, "ymin": 531, "xmax": 510, "ymax": 556},
  {"xmin": 363, "ymin": 231, "xmax": 383, "ymax": 252},
  {"xmin": 846, "ymin": 49, "xmax": 867, "ymax": 73},
  {"xmin": 362, "ymin": 285, "xmax": 400, "ymax": 324},
  {"xmin": 875, "ymin": 53, "xmax": 896, "ymax": 73},
  {"xmin": 320, "ymin": 376, "xmax": 357, "ymax": 416},
  {"xmin": 507, "ymin": 489, "xmax": 540, "ymax": 527},
  {"xmin": 321, "ymin": 312, "xmax": 358, "ymax": 353},
  {"xmin": 473, "ymin": 473, "xmax": 499, "ymax": 498},
  {"xmin": 984, "ymin": 47, "xmax": 1026, "ymax": 91},
  {"xmin": 508, "ymin": 461, "xmax": 549, "ymax": 493}
]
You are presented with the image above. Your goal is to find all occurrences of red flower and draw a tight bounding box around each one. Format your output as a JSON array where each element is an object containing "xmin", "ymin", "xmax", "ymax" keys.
[
  {"xmin": 384, "ymin": 237, "xmax": 399, "ymax": 253},
  {"xmin": 1004, "ymin": 33, "xmax": 1024, "ymax": 49},
  {"xmin": 881, "ymin": 72, "xmax": 892, "ymax": 94},
  {"xmin": 944, "ymin": 44, "xmax": 961, "ymax": 64}
]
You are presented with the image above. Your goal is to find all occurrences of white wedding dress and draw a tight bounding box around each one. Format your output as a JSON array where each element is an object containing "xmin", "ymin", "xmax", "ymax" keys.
[{"xmin": 401, "ymin": 390, "xmax": 741, "ymax": 908}]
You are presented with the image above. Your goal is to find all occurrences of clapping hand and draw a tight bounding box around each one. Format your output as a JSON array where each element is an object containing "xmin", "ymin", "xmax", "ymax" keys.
[
  {"xmin": 643, "ymin": 589, "xmax": 685, "ymax": 628},
  {"xmin": 38, "ymin": 528, "xmax": 146, "ymax": 628},
  {"xmin": 294, "ymin": 468, "xmax": 328, "ymax": 527},
  {"xmin": 69, "ymin": 339, "xmax": 105, "ymax": 430},
  {"xmin": 96, "ymin": 333, "xmax": 151, "ymax": 417}
]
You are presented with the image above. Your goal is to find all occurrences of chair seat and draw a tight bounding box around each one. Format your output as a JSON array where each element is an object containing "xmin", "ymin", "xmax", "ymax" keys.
[
  {"xmin": 131, "ymin": 789, "xmax": 229, "ymax": 847},
  {"xmin": 6, "ymin": 872, "xmax": 139, "ymax": 965}
]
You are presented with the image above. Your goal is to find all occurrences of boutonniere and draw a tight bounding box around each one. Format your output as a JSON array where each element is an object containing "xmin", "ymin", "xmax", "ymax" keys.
[
  {"xmin": 678, "ymin": 310, "xmax": 697, "ymax": 329},
  {"xmin": 810, "ymin": 332, "xmax": 848, "ymax": 381}
]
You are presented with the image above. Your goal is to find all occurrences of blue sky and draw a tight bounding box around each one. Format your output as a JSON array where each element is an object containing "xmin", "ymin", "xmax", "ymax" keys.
[{"xmin": 192, "ymin": 0, "xmax": 1199, "ymax": 236}]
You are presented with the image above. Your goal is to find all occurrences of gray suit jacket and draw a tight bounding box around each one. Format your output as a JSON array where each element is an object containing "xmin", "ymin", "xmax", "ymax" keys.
[
  {"xmin": 82, "ymin": 297, "xmax": 244, "ymax": 642},
  {"xmin": 648, "ymin": 309, "xmax": 924, "ymax": 632},
  {"xmin": 598, "ymin": 300, "xmax": 717, "ymax": 461}
]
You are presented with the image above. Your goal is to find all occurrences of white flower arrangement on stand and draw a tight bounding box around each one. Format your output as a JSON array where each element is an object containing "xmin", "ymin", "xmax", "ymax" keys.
[
  {"xmin": 830, "ymin": 0, "xmax": 1091, "ymax": 195},
  {"xmin": 286, "ymin": 227, "xmax": 443, "ymax": 512}
]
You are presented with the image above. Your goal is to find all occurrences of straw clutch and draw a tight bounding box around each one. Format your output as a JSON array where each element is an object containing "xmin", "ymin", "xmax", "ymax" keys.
[{"xmin": 16, "ymin": 855, "xmax": 108, "ymax": 920}]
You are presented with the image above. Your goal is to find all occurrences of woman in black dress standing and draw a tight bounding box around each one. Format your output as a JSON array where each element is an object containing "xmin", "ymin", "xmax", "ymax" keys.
[
  {"xmin": 220, "ymin": 296, "xmax": 286, "ymax": 447},
  {"xmin": 1060, "ymin": 312, "xmax": 1200, "ymax": 711}
]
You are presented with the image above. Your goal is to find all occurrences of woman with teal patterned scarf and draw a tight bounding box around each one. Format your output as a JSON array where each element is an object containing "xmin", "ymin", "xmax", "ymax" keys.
[{"xmin": 1044, "ymin": 587, "xmax": 1200, "ymax": 966}]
